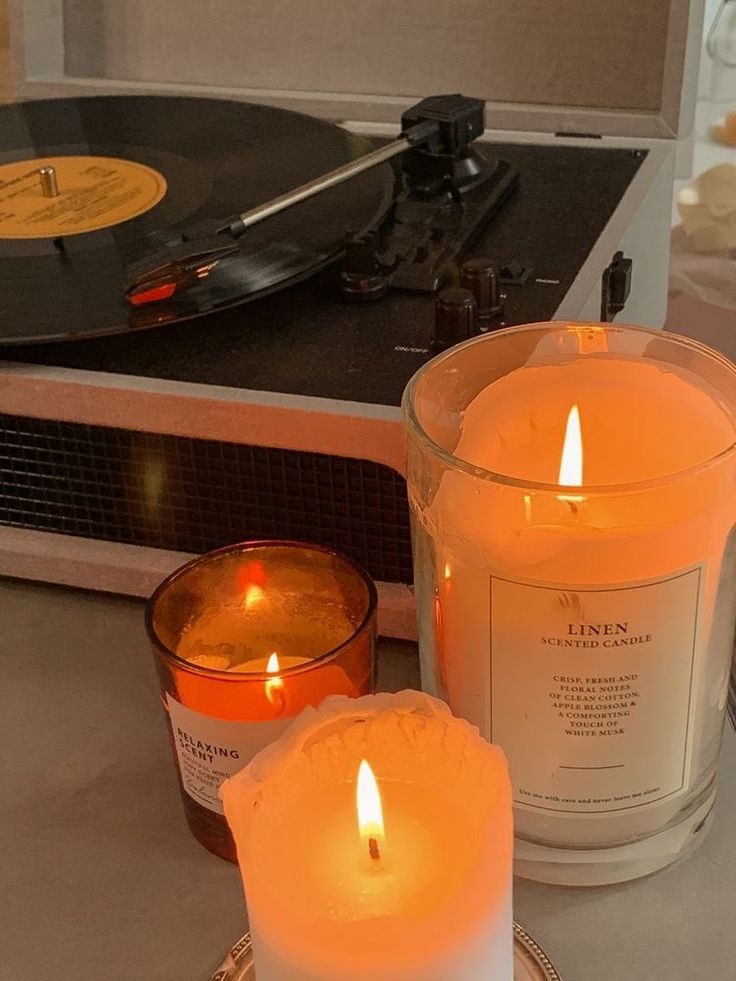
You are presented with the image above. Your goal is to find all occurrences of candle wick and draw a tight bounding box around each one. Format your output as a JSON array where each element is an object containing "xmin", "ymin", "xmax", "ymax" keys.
[
  {"xmin": 368, "ymin": 837, "xmax": 381, "ymax": 862},
  {"xmin": 567, "ymin": 500, "xmax": 578, "ymax": 516}
]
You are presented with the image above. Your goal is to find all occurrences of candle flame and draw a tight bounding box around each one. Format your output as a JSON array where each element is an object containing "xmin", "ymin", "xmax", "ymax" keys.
[
  {"xmin": 243, "ymin": 583, "xmax": 265, "ymax": 610},
  {"xmin": 558, "ymin": 405, "xmax": 583, "ymax": 487},
  {"xmin": 558, "ymin": 406, "xmax": 585, "ymax": 506},
  {"xmin": 265, "ymin": 652, "xmax": 284, "ymax": 706},
  {"xmin": 443, "ymin": 562, "xmax": 451, "ymax": 582},
  {"xmin": 357, "ymin": 759, "xmax": 384, "ymax": 851}
]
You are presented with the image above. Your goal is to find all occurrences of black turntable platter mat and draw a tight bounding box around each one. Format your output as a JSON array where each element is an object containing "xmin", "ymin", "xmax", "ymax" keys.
[{"xmin": 0, "ymin": 96, "xmax": 396, "ymax": 344}]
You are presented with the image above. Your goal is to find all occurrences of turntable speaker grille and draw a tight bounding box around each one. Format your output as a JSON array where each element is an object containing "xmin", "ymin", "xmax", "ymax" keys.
[{"xmin": 0, "ymin": 414, "xmax": 413, "ymax": 584}]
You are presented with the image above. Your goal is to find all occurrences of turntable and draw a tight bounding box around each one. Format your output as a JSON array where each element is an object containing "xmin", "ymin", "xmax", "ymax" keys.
[{"xmin": 0, "ymin": 0, "xmax": 703, "ymax": 635}]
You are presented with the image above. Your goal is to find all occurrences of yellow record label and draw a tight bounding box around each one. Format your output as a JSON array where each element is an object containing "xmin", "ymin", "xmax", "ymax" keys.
[{"xmin": 0, "ymin": 155, "xmax": 167, "ymax": 238}]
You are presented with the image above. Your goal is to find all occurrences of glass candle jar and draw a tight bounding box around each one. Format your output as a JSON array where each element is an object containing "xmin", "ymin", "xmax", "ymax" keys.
[
  {"xmin": 147, "ymin": 541, "xmax": 377, "ymax": 861},
  {"xmin": 402, "ymin": 322, "xmax": 736, "ymax": 885}
]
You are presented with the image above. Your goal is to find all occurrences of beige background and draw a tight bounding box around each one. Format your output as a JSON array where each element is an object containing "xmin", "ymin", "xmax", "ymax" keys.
[
  {"xmin": 0, "ymin": 1, "xmax": 11, "ymax": 102},
  {"xmin": 61, "ymin": 0, "xmax": 672, "ymax": 114},
  {"xmin": 4, "ymin": 1, "xmax": 699, "ymax": 138}
]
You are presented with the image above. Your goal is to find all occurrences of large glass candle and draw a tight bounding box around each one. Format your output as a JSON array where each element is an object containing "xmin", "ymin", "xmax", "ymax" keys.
[
  {"xmin": 147, "ymin": 541, "xmax": 376, "ymax": 861},
  {"xmin": 402, "ymin": 322, "xmax": 736, "ymax": 885},
  {"xmin": 221, "ymin": 691, "xmax": 513, "ymax": 981}
]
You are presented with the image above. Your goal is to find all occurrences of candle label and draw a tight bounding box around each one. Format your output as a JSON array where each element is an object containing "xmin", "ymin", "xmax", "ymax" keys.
[
  {"xmin": 489, "ymin": 565, "xmax": 704, "ymax": 814},
  {"xmin": 165, "ymin": 695, "xmax": 292, "ymax": 814}
]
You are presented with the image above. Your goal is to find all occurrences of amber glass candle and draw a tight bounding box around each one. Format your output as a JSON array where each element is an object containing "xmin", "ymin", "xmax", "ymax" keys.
[{"xmin": 147, "ymin": 541, "xmax": 377, "ymax": 861}]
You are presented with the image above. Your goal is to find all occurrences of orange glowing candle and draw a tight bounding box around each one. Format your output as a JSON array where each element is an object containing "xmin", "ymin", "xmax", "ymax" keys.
[
  {"xmin": 147, "ymin": 541, "xmax": 377, "ymax": 861},
  {"xmin": 222, "ymin": 691, "xmax": 514, "ymax": 981},
  {"xmin": 404, "ymin": 322, "xmax": 736, "ymax": 885}
]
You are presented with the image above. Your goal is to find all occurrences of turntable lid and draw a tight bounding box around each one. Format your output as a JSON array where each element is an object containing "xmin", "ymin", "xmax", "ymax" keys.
[{"xmin": 17, "ymin": 0, "xmax": 700, "ymax": 140}]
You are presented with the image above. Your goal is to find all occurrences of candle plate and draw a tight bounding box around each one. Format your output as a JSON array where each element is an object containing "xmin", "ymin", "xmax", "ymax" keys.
[{"xmin": 208, "ymin": 922, "xmax": 563, "ymax": 980}]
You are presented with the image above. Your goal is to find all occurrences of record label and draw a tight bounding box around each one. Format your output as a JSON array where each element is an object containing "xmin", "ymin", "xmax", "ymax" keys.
[{"xmin": 0, "ymin": 155, "xmax": 167, "ymax": 238}]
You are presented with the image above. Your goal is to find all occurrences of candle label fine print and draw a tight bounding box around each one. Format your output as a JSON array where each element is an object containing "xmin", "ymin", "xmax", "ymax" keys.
[
  {"xmin": 489, "ymin": 565, "xmax": 704, "ymax": 814},
  {"xmin": 165, "ymin": 695, "xmax": 291, "ymax": 814}
]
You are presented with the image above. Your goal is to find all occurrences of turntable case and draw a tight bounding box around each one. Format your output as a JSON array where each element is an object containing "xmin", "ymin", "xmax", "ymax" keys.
[
  {"xmin": 6, "ymin": 1, "xmax": 702, "ymax": 139},
  {"xmin": 0, "ymin": 1, "xmax": 706, "ymax": 635}
]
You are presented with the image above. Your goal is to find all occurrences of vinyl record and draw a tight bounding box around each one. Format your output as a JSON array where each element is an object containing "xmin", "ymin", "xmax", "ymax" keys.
[{"xmin": 0, "ymin": 96, "xmax": 396, "ymax": 344}]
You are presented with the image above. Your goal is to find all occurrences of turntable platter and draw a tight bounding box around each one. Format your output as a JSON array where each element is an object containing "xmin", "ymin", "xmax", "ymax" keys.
[{"xmin": 0, "ymin": 96, "xmax": 395, "ymax": 344}]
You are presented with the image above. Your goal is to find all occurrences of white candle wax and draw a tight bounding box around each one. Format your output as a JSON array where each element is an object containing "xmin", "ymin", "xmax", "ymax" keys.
[
  {"xmin": 221, "ymin": 691, "xmax": 513, "ymax": 981},
  {"xmin": 416, "ymin": 352, "xmax": 736, "ymax": 871}
]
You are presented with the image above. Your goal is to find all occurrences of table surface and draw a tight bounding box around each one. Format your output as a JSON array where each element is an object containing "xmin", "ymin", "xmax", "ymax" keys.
[{"xmin": 3, "ymin": 577, "xmax": 735, "ymax": 981}]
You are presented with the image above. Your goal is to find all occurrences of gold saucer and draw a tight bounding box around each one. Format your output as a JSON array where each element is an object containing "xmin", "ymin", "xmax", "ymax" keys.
[{"xmin": 209, "ymin": 922, "xmax": 563, "ymax": 980}]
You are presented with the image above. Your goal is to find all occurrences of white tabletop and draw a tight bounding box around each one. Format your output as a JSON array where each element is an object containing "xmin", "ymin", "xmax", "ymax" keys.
[{"xmin": 3, "ymin": 578, "xmax": 735, "ymax": 980}]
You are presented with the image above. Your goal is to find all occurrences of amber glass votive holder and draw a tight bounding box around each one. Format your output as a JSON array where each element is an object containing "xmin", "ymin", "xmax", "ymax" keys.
[{"xmin": 146, "ymin": 540, "xmax": 377, "ymax": 861}]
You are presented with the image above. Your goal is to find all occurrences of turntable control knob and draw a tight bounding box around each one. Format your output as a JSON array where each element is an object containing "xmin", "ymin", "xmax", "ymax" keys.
[
  {"xmin": 340, "ymin": 233, "xmax": 390, "ymax": 301},
  {"xmin": 460, "ymin": 258, "xmax": 504, "ymax": 327},
  {"xmin": 432, "ymin": 287, "xmax": 477, "ymax": 350}
]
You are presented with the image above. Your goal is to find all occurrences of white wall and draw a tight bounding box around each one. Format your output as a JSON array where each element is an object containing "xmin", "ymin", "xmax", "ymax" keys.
[{"xmin": 698, "ymin": 0, "xmax": 736, "ymax": 102}]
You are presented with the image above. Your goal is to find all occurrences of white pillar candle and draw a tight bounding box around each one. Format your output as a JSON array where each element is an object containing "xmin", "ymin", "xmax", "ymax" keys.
[{"xmin": 221, "ymin": 690, "xmax": 513, "ymax": 981}]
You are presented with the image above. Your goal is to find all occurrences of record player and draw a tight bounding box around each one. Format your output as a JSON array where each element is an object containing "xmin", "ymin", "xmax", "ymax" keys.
[{"xmin": 0, "ymin": 1, "xmax": 704, "ymax": 636}]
